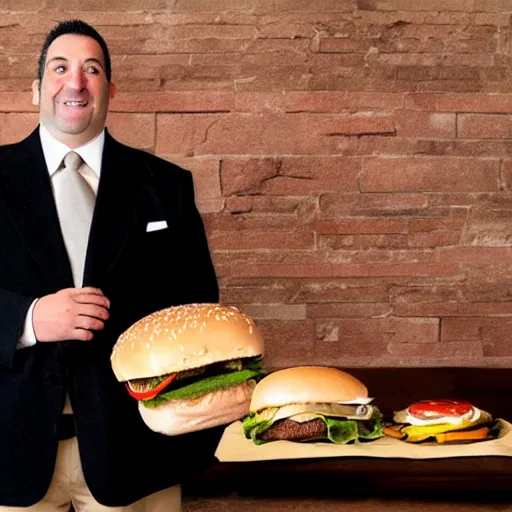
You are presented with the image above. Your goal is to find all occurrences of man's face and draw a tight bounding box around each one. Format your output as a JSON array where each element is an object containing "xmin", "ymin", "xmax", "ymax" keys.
[{"xmin": 32, "ymin": 33, "xmax": 116, "ymax": 148}]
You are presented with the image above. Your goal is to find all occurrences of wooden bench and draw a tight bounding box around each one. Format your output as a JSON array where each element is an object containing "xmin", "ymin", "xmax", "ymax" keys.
[{"xmin": 182, "ymin": 367, "xmax": 512, "ymax": 508}]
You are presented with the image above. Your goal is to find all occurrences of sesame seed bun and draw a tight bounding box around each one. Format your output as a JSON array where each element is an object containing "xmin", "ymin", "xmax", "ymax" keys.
[
  {"xmin": 249, "ymin": 366, "xmax": 368, "ymax": 413},
  {"xmin": 111, "ymin": 303, "xmax": 264, "ymax": 382}
]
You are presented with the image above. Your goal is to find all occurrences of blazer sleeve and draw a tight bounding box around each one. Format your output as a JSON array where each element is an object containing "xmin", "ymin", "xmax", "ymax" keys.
[{"xmin": 0, "ymin": 288, "xmax": 34, "ymax": 368}]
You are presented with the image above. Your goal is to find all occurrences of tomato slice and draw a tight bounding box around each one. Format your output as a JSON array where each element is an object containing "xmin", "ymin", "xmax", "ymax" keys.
[
  {"xmin": 408, "ymin": 399, "xmax": 473, "ymax": 419},
  {"xmin": 125, "ymin": 373, "xmax": 177, "ymax": 401}
]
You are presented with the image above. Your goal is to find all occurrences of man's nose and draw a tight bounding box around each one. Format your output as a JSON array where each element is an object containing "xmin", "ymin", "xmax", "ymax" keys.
[{"xmin": 68, "ymin": 69, "xmax": 86, "ymax": 89}]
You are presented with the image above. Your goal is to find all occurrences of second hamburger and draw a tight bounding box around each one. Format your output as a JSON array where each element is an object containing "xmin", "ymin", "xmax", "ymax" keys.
[{"xmin": 243, "ymin": 366, "xmax": 383, "ymax": 445}]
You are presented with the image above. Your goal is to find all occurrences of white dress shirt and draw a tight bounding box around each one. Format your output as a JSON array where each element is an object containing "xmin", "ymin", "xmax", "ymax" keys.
[{"xmin": 17, "ymin": 124, "xmax": 105, "ymax": 349}]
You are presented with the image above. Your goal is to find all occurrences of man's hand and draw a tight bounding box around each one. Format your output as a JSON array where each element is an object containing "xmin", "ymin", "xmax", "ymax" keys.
[{"xmin": 33, "ymin": 287, "xmax": 110, "ymax": 342}]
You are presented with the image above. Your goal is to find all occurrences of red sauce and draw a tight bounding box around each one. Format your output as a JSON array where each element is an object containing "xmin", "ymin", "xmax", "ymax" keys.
[{"xmin": 408, "ymin": 399, "xmax": 473, "ymax": 419}]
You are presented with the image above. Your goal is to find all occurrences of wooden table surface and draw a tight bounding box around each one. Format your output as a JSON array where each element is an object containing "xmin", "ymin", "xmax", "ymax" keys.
[{"xmin": 183, "ymin": 367, "xmax": 512, "ymax": 500}]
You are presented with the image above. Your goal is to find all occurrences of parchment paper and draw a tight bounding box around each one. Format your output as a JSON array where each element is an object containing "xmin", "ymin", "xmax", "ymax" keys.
[{"xmin": 215, "ymin": 419, "xmax": 512, "ymax": 462}]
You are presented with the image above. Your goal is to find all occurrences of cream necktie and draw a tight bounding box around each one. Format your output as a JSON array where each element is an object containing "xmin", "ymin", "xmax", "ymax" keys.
[{"xmin": 54, "ymin": 151, "xmax": 95, "ymax": 288}]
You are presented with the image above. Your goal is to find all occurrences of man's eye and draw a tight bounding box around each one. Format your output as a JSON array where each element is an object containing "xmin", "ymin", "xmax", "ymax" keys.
[
  {"xmin": 55, "ymin": 65, "xmax": 66, "ymax": 73},
  {"xmin": 86, "ymin": 66, "xmax": 99, "ymax": 75}
]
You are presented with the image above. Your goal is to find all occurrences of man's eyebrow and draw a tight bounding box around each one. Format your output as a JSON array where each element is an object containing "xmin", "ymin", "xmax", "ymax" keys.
[
  {"xmin": 84, "ymin": 57, "xmax": 105, "ymax": 68},
  {"xmin": 46, "ymin": 56, "xmax": 67, "ymax": 66}
]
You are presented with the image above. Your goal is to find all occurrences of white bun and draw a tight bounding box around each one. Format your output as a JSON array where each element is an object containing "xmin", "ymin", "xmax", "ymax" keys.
[
  {"xmin": 138, "ymin": 380, "xmax": 256, "ymax": 435},
  {"xmin": 111, "ymin": 303, "xmax": 264, "ymax": 381},
  {"xmin": 249, "ymin": 366, "xmax": 368, "ymax": 413}
]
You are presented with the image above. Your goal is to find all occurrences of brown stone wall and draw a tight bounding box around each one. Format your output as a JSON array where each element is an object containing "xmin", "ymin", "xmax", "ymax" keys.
[{"xmin": 5, "ymin": 1, "xmax": 512, "ymax": 368}]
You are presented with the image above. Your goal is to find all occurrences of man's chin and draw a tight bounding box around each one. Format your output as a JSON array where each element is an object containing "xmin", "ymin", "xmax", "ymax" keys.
[
  {"xmin": 56, "ymin": 120, "xmax": 91, "ymax": 135},
  {"xmin": 45, "ymin": 120, "xmax": 101, "ymax": 146}
]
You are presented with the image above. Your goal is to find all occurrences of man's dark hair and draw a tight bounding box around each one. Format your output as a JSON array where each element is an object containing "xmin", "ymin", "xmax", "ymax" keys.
[{"xmin": 38, "ymin": 19, "xmax": 112, "ymax": 83}]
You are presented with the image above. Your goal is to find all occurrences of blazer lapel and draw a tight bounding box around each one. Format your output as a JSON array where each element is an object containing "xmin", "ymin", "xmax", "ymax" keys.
[
  {"xmin": 0, "ymin": 129, "xmax": 151, "ymax": 290},
  {"xmin": 83, "ymin": 131, "xmax": 148, "ymax": 288},
  {"xmin": 0, "ymin": 129, "xmax": 73, "ymax": 289}
]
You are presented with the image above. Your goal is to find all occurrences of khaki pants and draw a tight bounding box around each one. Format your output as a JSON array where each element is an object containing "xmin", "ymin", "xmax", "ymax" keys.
[{"xmin": 0, "ymin": 437, "xmax": 181, "ymax": 512}]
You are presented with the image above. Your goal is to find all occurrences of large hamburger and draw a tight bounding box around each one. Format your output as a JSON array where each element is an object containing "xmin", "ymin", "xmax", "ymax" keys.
[
  {"xmin": 242, "ymin": 366, "xmax": 383, "ymax": 445},
  {"xmin": 384, "ymin": 399, "xmax": 500, "ymax": 444},
  {"xmin": 111, "ymin": 303, "xmax": 265, "ymax": 436}
]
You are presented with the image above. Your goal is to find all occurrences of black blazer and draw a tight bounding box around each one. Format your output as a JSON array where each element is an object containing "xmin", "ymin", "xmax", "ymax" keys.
[{"xmin": 0, "ymin": 128, "xmax": 222, "ymax": 506}]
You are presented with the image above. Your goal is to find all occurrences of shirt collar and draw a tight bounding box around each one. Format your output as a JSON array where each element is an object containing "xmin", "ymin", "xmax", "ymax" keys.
[{"xmin": 39, "ymin": 123, "xmax": 105, "ymax": 178}]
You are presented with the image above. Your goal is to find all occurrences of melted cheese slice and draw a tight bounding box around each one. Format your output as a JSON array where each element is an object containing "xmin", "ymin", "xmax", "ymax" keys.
[{"xmin": 273, "ymin": 403, "xmax": 375, "ymax": 423}]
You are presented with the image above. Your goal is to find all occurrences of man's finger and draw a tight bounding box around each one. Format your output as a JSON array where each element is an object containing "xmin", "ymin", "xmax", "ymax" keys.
[
  {"xmin": 74, "ymin": 287, "xmax": 105, "ymax": 296},
  {"xmin": 74, "ymin": 293, "xmax": 110, "ymax": 309},
  {"xmin": 76, "ymin": 315, "xmax": 106, "ymax": 332},
  {"xmin": 77, "ymin": 304, "xmax": 110, "ymax": 321},
  {"xmin": 71, "ymin": 328, "xmax": 95, "ymax": 342}
]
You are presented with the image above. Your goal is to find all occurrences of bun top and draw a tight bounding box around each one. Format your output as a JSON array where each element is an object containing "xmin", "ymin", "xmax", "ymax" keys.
[
  {"xmin": 111, "ymin": 303, "xmax": 264, "ymax": 382},
  {"xmin": 249, "ymin": 366, "xmax": 368, "ymax": 412}
]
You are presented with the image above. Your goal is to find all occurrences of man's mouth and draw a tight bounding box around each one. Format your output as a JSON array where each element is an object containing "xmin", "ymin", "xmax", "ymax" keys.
[{"xmin": 63, "ymin": 101, "xmax": 88, "ymax": 107}]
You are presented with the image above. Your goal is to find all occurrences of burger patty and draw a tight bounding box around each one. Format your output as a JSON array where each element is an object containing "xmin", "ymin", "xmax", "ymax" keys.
[{"xmin": 260, "ymin": 418, "xmax": 327, "ymax": 442}]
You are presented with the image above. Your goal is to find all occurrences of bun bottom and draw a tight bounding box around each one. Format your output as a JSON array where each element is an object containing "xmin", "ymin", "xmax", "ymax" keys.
[{"xmin": 138, "ymin": 380, "xmax": 256, "ymax": 436}]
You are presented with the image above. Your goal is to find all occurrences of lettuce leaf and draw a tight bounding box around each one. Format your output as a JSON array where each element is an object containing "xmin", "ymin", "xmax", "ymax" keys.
[
  {"xmin": 142, "ymin": 368, "xmax": 265, "ymax": 408},
  {"xmin": 243, "ymin": 407, "xmax": 384, "ymax": 445}
]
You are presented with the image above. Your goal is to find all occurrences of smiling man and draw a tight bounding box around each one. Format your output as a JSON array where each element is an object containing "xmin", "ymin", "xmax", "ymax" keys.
[
  {"xmin": 0, "ymin": 20, "xmax": 221, "ymax": 511},
  {"xmin": 34, "ymin": 32, "xmax": 115, "ymax": 147}
]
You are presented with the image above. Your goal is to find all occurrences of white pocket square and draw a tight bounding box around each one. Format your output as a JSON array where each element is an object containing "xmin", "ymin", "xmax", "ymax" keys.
[{"xmin": 146, "ymin": 220, "xmax": 168, "ymax": 232}]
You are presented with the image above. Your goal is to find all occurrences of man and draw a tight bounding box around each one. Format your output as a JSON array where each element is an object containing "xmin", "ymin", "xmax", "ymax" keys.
[{"xmin": 0, "ymin": 20, "xmax": 222, "ymax": 511}]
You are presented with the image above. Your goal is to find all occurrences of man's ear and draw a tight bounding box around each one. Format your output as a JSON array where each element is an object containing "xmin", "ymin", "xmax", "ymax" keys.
[
  {"xmin": 109, "ymin": 82, "xmax": 116, "ymax": 100},
  {"xmin": 31, "ymin": 79, "xmax": 40, "ymax": 106}
]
